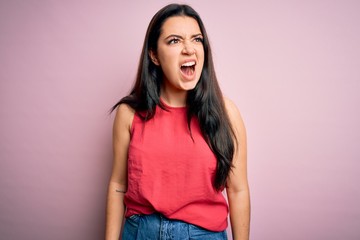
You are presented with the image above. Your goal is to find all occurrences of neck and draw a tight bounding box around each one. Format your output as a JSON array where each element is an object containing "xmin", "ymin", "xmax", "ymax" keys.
[{"xmin": 160, "ymin": 86, "xmax": 187, "ymax": 108}]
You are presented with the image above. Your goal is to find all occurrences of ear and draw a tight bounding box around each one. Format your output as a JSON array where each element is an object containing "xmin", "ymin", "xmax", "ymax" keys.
[{"xmin": 149, "ymin": 50, "xmax": 160, "ymax": 66}]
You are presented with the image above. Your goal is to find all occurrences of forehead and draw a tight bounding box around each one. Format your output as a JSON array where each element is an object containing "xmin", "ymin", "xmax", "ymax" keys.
[{"xmin": 160, "ymin": 16, "xmax": 201, "ymax": 36}]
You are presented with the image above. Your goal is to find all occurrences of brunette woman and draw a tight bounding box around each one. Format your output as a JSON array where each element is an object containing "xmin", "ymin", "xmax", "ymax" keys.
[{"xmin": 106, "ymin": 4, "xmax": 250, "ymax": 240}]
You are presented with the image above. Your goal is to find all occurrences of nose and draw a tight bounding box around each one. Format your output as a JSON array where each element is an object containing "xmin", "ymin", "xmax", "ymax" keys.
[{"xmin": 182, "ymin": 42, "xmax": 195, "ymax": 55}]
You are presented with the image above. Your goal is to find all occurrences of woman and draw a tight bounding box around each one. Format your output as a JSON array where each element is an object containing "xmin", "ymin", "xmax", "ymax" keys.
[{"xmin": 106, "ymin": 4, "xmax": 250, "ymax": 240}]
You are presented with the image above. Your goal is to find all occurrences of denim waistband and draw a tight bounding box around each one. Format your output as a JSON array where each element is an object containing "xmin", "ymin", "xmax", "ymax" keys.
[{"xmin": 122, "ymin": 213, "xmax": 228, "ymax": 240}]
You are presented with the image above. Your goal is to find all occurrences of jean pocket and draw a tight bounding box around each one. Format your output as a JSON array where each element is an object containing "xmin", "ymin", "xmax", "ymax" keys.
[
  {"xmin": 122, "ymin": 215, "xmax": 142, "ymax": 239},
  {"xmin": 128, "ymin": 214, "xmax": 141, "ymax": 222}
]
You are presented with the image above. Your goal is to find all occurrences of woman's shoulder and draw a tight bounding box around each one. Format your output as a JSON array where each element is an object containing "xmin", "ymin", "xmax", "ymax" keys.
[
  {"xmin": 113, "ymin": 103, "xmax": 136, "ymax": 131},
  {"xmin": 115, "ymin": 103, "xmax": 135, "ymax": 114},
  {"xmin": 223, "ymin": 96, "xmax": 240, "ymax": 117},
  {"xmin": 223, "ymin": 96, "xmax": 246, "ymax": 132}
]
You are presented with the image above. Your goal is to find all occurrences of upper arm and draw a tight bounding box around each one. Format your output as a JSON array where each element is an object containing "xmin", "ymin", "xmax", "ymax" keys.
[
  {"xmin": 109, "ymin": 104, "xmax": 135, "ymax": 187},
  {"xmin": 224, "ymin": 97, "xmax": 249, "ymax": 193}
]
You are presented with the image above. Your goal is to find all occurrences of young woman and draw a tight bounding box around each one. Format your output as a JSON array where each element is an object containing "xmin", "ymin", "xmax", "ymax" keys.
[{"xmin": 106, "ymin": 4, "xmax": 250, "ymax": 240}]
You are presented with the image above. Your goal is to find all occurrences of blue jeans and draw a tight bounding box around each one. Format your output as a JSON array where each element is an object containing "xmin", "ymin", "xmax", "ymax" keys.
[{"xmin": 122, "ymin": 213, "xmax": 228, "ymax": 240}]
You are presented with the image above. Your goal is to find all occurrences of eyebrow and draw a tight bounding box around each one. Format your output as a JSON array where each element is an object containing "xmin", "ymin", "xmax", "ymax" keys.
[{"xmin": 164, "ymin": 33, "xmax": 203, "ymax": 40}]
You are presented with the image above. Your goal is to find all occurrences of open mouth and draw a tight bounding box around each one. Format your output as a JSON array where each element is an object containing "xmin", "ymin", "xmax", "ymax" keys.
[{"xmin": 180, "ymin": 61, "xmax": 196, "ymax": 76}]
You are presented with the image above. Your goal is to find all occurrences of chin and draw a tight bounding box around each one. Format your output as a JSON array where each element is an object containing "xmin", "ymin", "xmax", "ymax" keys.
[{"xmin": 181, "ymin": 80, "xmax": 199, "ymax": 91}]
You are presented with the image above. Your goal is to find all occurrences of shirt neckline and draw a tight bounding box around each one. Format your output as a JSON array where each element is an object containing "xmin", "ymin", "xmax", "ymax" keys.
[{"xmin": 159, "ymin": 98, "xmax": 187, "ymax": 110}]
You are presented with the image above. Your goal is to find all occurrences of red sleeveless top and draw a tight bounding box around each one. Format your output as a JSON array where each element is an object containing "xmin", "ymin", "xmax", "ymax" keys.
[{"xmin": 124, "ymin": 103, "xmax": 228, "ymax": 231}]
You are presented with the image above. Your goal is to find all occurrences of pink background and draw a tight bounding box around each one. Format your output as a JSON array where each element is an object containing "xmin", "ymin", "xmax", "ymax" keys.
[{"xmin": 1, "ymin": 1, "xmax": 359, "ymax": 239}]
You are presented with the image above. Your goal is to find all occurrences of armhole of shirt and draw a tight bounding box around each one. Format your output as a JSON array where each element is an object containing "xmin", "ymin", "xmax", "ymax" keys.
[{"xmin": 129, "ymin": 110, "xmax": 137, "ymax": 136}]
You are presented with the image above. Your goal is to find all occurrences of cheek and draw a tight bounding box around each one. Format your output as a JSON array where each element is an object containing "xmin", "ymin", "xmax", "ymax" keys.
[
  {"xmin": 158, "ymin": 57, "xmax": 179, "ymax": 80},
  {"xmin": 198, "ymin": 52, "xmax": 205, "ymax": 69},
  {"xmin": 159, "ymin": 52, "xmax": 178, "ymax": 69},
  {"xmin": 197, "ymin": 48, "xmax": 205, "ymax": 64},
  {"xmin": 160, "ymin": 57, "xmax": 178, "ymax": 73}
]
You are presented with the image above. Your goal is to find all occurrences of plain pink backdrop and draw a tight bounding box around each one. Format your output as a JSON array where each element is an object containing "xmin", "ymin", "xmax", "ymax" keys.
[{"xmin": 1, "ymin": 1, "xmax": 359, "ymax": 239}]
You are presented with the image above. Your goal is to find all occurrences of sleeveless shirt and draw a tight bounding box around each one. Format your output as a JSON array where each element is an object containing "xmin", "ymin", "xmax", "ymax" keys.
[{"xmin": 124, "ymin": 102, "xmax": 228, "ymax": 231}]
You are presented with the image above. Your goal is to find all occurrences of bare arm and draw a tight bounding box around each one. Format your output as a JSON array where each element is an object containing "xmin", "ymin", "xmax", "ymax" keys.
[
  {"xmin": 225, "ymin": 98, "xmax": 251, "ymax": 240},
  {"xmin": 105, "ymin": 104, "xmax": 134, "ymax": 240}
]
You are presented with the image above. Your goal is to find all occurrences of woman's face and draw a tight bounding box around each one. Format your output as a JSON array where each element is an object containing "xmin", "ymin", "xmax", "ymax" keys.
[{"xmin": 151, "ymin": 16, "xmax": 205, "ymax": 94}]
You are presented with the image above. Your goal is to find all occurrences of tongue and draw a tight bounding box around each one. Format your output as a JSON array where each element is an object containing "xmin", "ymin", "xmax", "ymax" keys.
[{"xmin": 181, "ymin": 66, "xmax": 194, "ymax": 76}]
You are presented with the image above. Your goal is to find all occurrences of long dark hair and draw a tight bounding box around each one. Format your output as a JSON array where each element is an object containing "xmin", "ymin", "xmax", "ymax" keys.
[{"xmin": 111, "ymin": 4, "xmax": 236, "ymax": 191}]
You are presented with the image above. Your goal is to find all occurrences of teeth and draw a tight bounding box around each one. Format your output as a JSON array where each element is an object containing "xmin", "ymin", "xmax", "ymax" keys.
[{"xmin": 181, "ymin": 61, "xmax": 195, "ymax": 67}]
